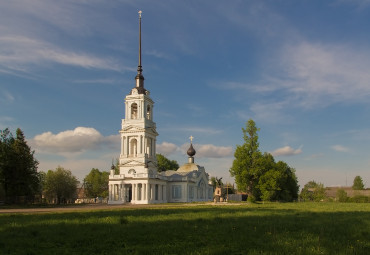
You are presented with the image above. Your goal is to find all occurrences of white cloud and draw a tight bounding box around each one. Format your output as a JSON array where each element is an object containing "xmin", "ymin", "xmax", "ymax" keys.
[
  {"xmin": 271, "ymin": 145, "xmax": 302, "ymax": 156},
  {"xmin": 32, "ymin": 127, "xmax": 118, "ymax": 154},
  {"xmin": 217, "ymin": 42, "xmax": 370, "ymax": 114},
  {"xmin": 180, "ymin": 143, "xmax": 233, "ymax": 158},
  {"xmin": 156, "ymin": 142, "xmax": 179, "ymax": 156},
  {"xmin": 0, "ymin": 36, "xmax": 123, "ymax": 73},
  {"xmin": 278, "ymin": 42, "xmax": 370, "ymax": 108},
  {"xmin": 331, "ymin": 145, "xmax": 350, "ymax": 152}
]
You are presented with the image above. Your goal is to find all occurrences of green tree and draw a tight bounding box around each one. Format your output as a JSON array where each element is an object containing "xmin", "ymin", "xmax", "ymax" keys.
[
  {"xmin": 230, "ymin": 119, "xmax": 262, "ymax": 199},
  {"xmin": 300, "ymin": 181, "xmax": 326, "ymax": 202},
  {"xmin": 43, "ymin": 166, "xmax": 78, "ymax": 204},
  {"xmin": 230, "ymin": 119, "xmax": 299, "ymax": 201},
  {"xmin": 156, "ymin": 154, "xmax": 179, "ymax": 172},
  {"xmin": 0, "ymin": 128, "xmax": 39, "ymax": 204},
  {"xmin": 83, "ymin": 168, "xmax": 109, "ymax": 198},
  {"xmin": 352, "ymin": 176, "xmax": 365, "ymax": 190},
  {"xmin": 257, "ymin": 156, "xmax": 299, "ymax": 202}
]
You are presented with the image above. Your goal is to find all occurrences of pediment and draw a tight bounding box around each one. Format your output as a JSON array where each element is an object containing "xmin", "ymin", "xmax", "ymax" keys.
[
  {"xmin": 121, "ymin": 159, "xmax": 145, "ymax": 167},
  {"xmin": 121, "ymin": 125, "xmax": 158, "ymax": 136},
  {"xmin": 122, "ymin": 125, "xmax": 146, "ymax": 132}
]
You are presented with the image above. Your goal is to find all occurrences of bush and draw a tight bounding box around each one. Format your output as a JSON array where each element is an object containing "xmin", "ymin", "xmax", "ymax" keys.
[
  {"xmin": 349, "ymin": 195, "xmax": 369, "ymax": 203},
  {"xmin": 336, "ymin": 189, "xmax": 348, "ymax": 202},
  {"xmin": 247, "ymin": 195, "xmax": 256, "ymax": 203}
]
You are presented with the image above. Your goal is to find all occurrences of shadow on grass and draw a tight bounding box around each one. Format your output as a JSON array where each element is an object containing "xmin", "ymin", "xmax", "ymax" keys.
[{"xmin": 0, "ymin": 205, "xmax": 369, "ymax": 254}]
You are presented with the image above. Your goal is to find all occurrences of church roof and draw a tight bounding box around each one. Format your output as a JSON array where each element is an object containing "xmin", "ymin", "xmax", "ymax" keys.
[{"xmin": 177, "ymin": 163, "xmax": 202, "ymax": 172}]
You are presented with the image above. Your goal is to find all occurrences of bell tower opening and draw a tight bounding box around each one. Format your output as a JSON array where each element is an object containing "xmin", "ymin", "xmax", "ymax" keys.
[
  {"xmin": 146, "ymin": 105, "xmax": 151, "ymax": 120},
  {"xmin": 131, "ymin": 103, "xmax": 138, "ymax": 119},
  {"xmin": 130, "ymin": 138, "xmax": 137, "ymax": 157}
]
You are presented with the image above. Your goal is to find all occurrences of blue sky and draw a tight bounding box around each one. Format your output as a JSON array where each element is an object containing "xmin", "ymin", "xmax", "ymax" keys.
[{"xmin": 1, "ymin": 0, "xmax": 370, "ymax": 188}]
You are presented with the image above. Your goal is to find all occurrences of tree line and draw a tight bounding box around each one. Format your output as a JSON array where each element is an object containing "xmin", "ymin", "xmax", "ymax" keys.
[
  {"xmin": 300, "ymin": 176, "xmax": 369, "ymax": 203},
  {"xmin": 0, "ymin": 128, "xmax": 180, "ymax": 205}
]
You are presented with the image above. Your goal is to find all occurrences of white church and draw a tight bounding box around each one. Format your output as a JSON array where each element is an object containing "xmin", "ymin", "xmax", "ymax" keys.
[{"xmin": 108, "ymin": 12, "xmax": 213, "ymax": 205}]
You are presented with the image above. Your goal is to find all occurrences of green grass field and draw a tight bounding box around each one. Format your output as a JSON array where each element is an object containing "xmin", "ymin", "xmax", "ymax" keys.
[{"xmin": 0, "ymin": 202, "xmax": 369, "ymax": 254}]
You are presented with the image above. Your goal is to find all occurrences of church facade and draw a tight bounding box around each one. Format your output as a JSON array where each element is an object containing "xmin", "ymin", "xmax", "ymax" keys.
[{"xmin": 108, "ymin": 12, "xmax": 213, "ymax": 205}]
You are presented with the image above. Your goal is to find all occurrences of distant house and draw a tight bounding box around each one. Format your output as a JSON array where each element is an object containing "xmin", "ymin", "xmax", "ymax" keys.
[{"xmin": 325, "ymin": 187, "xmax": 370, "ymax": 198}]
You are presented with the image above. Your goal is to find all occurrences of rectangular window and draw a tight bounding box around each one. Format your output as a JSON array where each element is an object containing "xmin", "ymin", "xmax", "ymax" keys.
[{"xmin": 172, "ymin": 185, "xmax": 182, "ymax": 199}]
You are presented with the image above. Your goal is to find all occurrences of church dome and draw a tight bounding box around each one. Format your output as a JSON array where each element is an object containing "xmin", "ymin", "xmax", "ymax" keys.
[
  {"xmin": 177, "ymin": 163, "xmax": 201, "ymax": 172},
  {"xmin": 187, "ymin": 143, "xmax": 196, "ymax": 157}
]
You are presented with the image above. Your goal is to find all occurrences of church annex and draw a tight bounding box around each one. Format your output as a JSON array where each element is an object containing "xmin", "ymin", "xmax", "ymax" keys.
[{"xmin": 108, "ymin": 12, "xmax": 213, "ymax": 205}]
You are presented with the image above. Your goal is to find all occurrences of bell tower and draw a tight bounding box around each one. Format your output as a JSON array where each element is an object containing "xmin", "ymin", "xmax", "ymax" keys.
[{"xmin": 119, "ymin": 11, "xmax": 158, "ymax": 176}]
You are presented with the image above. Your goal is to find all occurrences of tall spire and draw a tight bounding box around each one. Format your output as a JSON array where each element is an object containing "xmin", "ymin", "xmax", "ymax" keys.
[{"xmin": 135, "ymin": 10, "xmax": 145, "ymax": 93}]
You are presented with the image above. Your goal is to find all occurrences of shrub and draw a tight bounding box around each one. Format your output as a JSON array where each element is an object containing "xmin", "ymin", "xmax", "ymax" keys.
[
  {"xmin": 349, "ymin": 195, "xmax": 369, "ymax": 203},
  {"xmin": 336, "ymin": 189, "xmax": 348, "ymax": 202},
  {"xmin": 247, "ymin": 195, "xmax": 256, "ymax": 203}
]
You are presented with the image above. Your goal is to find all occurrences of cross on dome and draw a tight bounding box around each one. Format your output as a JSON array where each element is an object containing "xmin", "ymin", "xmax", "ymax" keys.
[{"xmin": 189, "ymin": 135, "xmax": 194, "ymax": 143}]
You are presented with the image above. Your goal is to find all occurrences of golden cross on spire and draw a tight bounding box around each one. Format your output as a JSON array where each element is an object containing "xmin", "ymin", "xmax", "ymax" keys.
[{"xmin": 189, "ymin": 136, "xmax": 194, "ymax": 143}]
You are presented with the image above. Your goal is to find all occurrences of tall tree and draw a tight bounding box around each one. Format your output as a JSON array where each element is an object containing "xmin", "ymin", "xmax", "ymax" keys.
[
  {"xmin": 0, "ymin": 128, "xmax": 39, "ymax": 204},
  {"xmin": 230, "ymin": 119, "xmax": 299, "ymax": 201},
  {"xmin": 43, "ymin": 166, "xmax": 78, "ymax": 204},
  {"xmin": 352, "ymin": 176, "xmax": 365, "ymax": 190},
  {"xmin": 230, "ymin": 119, "xmax": 263, "ymax": 198},
  {"xmin": 83, "ymin": 168, "xmax": 109, "ymax": 198},
  {"xmin": 156, "ymin": 154, "xmax": 179, "ymax": 172}
]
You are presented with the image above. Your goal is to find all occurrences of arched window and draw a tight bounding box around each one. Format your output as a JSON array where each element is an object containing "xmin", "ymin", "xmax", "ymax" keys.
[
  {"xmin": 131, "ymin": 103, "xmax": 138, "ymax": 119},
  {"xmin": 146, "ymin": 105, "xmax": 151, "ymax": 120},
  {"xmin": 128, "ymin": 169, "xmax": 136, "ymax": 174},
  {"xmin": 130, "ymin": 138, "xmax": 137, "ymax": 156}
]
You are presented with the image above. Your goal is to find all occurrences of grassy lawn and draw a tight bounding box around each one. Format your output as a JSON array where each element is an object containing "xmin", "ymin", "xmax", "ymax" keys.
[{"xmin": 0, "ymin": 202, "xmax": 369, "ymax": 254}]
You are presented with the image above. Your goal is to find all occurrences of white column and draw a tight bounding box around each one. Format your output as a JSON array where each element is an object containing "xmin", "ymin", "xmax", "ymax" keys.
[
  {"xmin": 150, "ymin": 184, "xmax": 154, "ymax": 201},
  {"xmin": 109, "ymin": 185, "xmax": 112, "ymax": 201},
  {"xmin": 121, "ymin": 136, "xmax": 124, "ymax": 156},
  {"xmin": 125, "ymin": 101, "xmax": 128, "ymax": 120},
  {"xmin": 126, "ymin": 137, "xmax": 130, "ymax": 157},
  {"xmin": 147, "ymin": 184, "xmax": 151, "ymax": 201}
]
